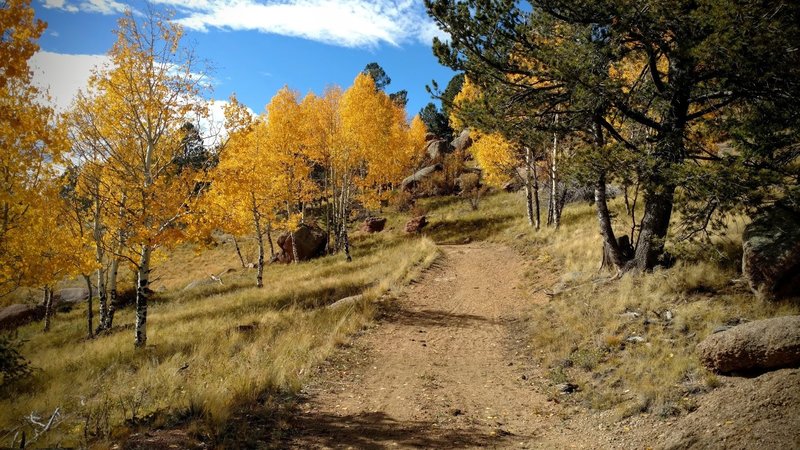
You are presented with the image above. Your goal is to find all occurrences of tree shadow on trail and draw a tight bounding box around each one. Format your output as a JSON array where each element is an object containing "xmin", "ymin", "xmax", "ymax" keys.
[
  {"xmin": 378, "ymin": 301, "xmax": 500, "ymax": 328},
  {"xmin": 424, "ymin": 214, "xmax": 518, "ymax": 244},
  {"xmin": 286, "ymin": 409, "xmax": 504, "ymax": 449}
]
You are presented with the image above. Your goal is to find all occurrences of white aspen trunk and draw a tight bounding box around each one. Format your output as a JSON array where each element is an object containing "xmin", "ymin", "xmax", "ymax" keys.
[
  {"xmin": 267, "ymin": 222, "xmax": 275, "ymax": 260},
  {"xmin": 84, "ymin": 274, "xmax": 94, "ymax": 339},
  {"xmin": 43, "ymin": 287, "xmax": 52, "ymax": 332},
  {"xmin": 251, "ymin": 192, "xmax": 265, "ymax": 288},
  {"xmin": 524, "ymin": 146, "xmax": 535, "ymax": 228},
  {"xmin": 232, "ymin": 236, "xmax": 246, "ymax": 268},
  {"xmin": 288, "ymin": 201, "xmax": 299, "ymax": 264},
  {"xmin": 550, "ymin": 114, "xmax": 559, "ymax": 228},
  {"xmin": 106, "ymin": 257, "xmax": 119, "ymax": 330},
  {"xmin": 134, "ymin": 244, "xmax": 151, "ymax": 348},
  {"xmin": 93, "ymin": 193, "xmax": 107, "ymax": 331},
  {"xmin": 135, "ymin": 138, "xmax": 154, "ymax": 348}
]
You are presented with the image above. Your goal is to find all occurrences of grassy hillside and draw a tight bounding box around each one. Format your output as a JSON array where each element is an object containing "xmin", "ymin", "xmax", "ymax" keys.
[
  {"xmin": 0, "ymin": 213, "xmax": 437, "ymax": 448},
  {"xmin": 3, "ymin": 189, "xmax": 797, "ymax": 447},
  {"xmin": 420, "ymin": 191, "xmax": 800, "ymax": 420}
]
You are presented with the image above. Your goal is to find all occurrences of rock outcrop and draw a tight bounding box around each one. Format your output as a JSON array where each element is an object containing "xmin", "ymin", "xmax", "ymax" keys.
[
  {"xmin": 275, "ymin": 223, "xmax": 328, "ymax": 263},
  {"xmin": 56, "ymin": 288, "xmax": 89, "ymax": 304},
  {"xmin": 401, "ymin": 164, "xmax": 443, "ymax": 191},
  {"xmin": 361, "ymin": 217, "xmax": 387, "ymax": 233},
  {"xmin": 425, "ymin": 139, "xmax": 449, "ymax": 161},
  {"xmin": 404, "ymin": 216, "xmax": 428, "ymax": 234},
  {"xmin": 451, "ymin": 128, "xmax": 473, "ymax": 153},
  {"xmin": 0, "ymin": 303, "xmax": 45, "ymax": 331},
  {"xmin": 742, "ymin": 202, "xmax": 800, "ymax": 300},
  {"xmin": 697, "ymin": 315, "xmax": 800, "ymax": 374}
]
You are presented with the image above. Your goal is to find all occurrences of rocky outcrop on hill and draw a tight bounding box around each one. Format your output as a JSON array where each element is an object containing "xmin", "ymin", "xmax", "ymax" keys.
[
  {"xmin": 0, "ymin": 303, "xmax": 45, "ymax": 331},
  {"xmin": 405, "ymin": 216, "xmax": 428, "ymax": 234},
  {"xmin": 56, "ymin": 287, "xmax": 89, "ymax": 304},
  {"xmin": 697, "ymin": 315, "xmax": 800, "ymax": 374},
  {"xmin": 425, "ymin": 139, "xmax": 449, "ymax": 161},
  {"xmin": 451, "ymin": 128, "xmax": 473, "ymax": 153},
  {"xmin": 742, "ymin": 202, "xmax": 800, "ymax": 300},
  {"xmin": 401, "ymin": 164, "xmax": 443, "ymax": 191},
  {"xmin": 275, "ymin": 223, "xmax": 328, "ymax": 263},
  {"xmin": 362, "ymin": 217, "xmax": 387, "ymax": 233}
]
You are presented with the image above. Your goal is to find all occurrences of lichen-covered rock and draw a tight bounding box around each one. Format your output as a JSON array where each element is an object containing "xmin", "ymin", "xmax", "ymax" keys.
[
  {"xmin": 742, "ymin": 203, "xmax": 800, "ymax": 300},
  {"xmin": 425, "ymin": 139, "xmax": 450, "ymax": 160},
  {"xmin": 697, "ymin": 315, "xmax": 800, "ymax": 374},
  {"xmin": 275, "ymin": 223, "xmax": 328, "ymax": 263},
  {"xmin": 451, "ymin": 128, "xmax": 473, "ymax": 153},
  {"xmin": 362, "ymin": 217, "xmax": 387, "ymax": 233},
  {"xmin": 400, "ymin": 164, "xmax": 443, "ymax": 191},
  {"xmin": 404, "ymin": 216, "xmax": 428, "ymax": 234},
  {"xmin": 0, "ymin": 304, "xmax": 45, "ymax": 331}
]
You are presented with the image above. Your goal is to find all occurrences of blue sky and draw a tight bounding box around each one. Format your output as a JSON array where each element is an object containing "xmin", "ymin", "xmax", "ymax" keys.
[{"xmin": 30, "ymin": 0, "xmax": 457, "ymax": 130}]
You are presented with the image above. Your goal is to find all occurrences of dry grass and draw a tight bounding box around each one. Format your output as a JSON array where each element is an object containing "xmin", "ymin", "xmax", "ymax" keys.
[
  {"xmin": 426, "ymin": 189, "xmax": 800, "ymax": 420},
  {"xmin": 0, "ymin": 218, "xmax": 437, "ymax": 447},
  {"xmin": 491, "ymin": 195, "xmax": 800, "ymax": 420}
]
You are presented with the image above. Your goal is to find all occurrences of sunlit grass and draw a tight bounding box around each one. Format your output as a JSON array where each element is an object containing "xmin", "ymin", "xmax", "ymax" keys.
[
  {"xmin": 0, "ymin": 220, "xmax": 438, "ymax": 447},
  {"xmin": 502, "ymin": 195, "xmax": 800, "ymax": 419},
  {"xmin": 428, "ymin": 188, "xmax": 799, "ymax": 420}
]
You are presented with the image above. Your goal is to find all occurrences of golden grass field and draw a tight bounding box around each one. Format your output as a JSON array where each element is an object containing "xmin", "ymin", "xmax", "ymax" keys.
[
  {"xmin": 2, "ymin": 189, "xmax": 798, "ymax": 447},
  {"xmin": 432, "ymin": 191, "xmax": 800, "ymax": 420},
  {"xmin": 1, "ymin": 212, "xmax": 438, "ymax": 447}
]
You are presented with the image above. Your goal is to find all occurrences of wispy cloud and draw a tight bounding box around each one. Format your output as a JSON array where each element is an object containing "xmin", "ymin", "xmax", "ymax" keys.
[
  {"xmin": 152, "ymin": 0, "xmax": 448, "ymax": 48},
  {"xmin": 42, "ymin": 0, "xmax": 128, "ymax": 15}
]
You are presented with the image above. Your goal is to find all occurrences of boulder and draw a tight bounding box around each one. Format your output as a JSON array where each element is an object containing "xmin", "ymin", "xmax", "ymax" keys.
[
  {"xmin": 0, "ymin": 303, "xmax": 46, "ymax": 331},
  {"xmin": 697, "ymin": 315, "xmax": 800, "ymax": 374},
  {"xmin": 405, "ymin": 216, "xmax": 428, "ymax": 234},
  {"xmin": 401, "ymin": 164, "xmax": 443, "ymax": 191},
  {"xmin": 451, "ymin": 128, "xmax": 473, "ymax": 153},
  {"xmin": 275, "ymin": 223, "xmax": 328, "ymax": 263},
  {"xmin": 425, "ymin": 139, "xmax": 450, "ymax": 160},
  {"xmin": 424, "ymin": 132, "xmax": 437, "ymax": 141},
  {"xmin": 362, "ymin": 217, "xmax": 387, "ymax": 233},
  {"xmin": 56, "ymin": 287, "xmax": 89, "ymax": 304},
  {"xmin": 742, "ymin": 202, "xmax": 800, "ymax": 300}
]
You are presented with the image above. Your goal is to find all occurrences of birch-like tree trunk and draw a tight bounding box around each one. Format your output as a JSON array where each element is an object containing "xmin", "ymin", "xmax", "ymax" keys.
[
  {"xmin": 232, "ymin": 236, "xmax": 246, "ymax": 268},
  {"xmin": 267, "ymin": 222, "xmax": 275, "ymax": 260},
  {"xmin": 93, "ymin": 193, "xmax": 107, "ymax": 331},
  {"xmin": 134, "ymin": 244, "xmax": 151, "ymax": 347},
  {"xmin": 549, "ymin": 114, "xmax": 559, "ymax": 228},
  {"xmin": 252, "ymin": 193, "xmax": 265, "ymax": 288},
  {"xmin": 524, "ymin": 146, "xmax": 540, "ymax": 230},
  {"xmin": 84, "ymin": 274, "xmax": 94, "ymax": 339},
  {"xmin": 43, "ymin": 287, "xmax": 52, "ymax": 332},
  {"xmin": 105, "ymin": 257, "xmax": 119, "ymax": 330}
]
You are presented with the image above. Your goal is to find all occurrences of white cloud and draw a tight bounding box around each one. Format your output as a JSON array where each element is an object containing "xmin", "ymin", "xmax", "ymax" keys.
[
  {"xmin": 151, "ymin": 0, "xmax": 447, "ymax": 48},
  {"xmin": 42, "ymin": 0, "xmax": 128, "ymax": 14},
  {"xmin": 29, "ymin": 51, "xmax": 237, "ymax": 148},
  {"xmin": 30, "ymin": 51, "xmax": 110, "ymax": 112},
  {"xmin": 193, "ymin": 98, "xmax": 257, "ymax": 147}
]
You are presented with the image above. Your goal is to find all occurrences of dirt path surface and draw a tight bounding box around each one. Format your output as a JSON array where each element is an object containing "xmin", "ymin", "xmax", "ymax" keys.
[{"xmin": 286, "ymin": 243, "xmax": 582, "ymax": 449}]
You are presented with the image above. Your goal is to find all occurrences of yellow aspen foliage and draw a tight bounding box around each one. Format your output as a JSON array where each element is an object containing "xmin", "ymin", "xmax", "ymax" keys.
[
  {"xmin": 449, "ymin": 76, "xmax": 481, "ymax": 131},
  {"xmin": 340, "ymin": 72, "xmax": 421, "ymax": 209},
  {"xmin": 262, "ymin": 86, "xmax": 317, "ymax": 229},
  {"xmin": 67, "ymin": 9, "xmax": 209, "ymax": 347},
  {"xmin": 470, "ymin": 132, "xmax": 517, "ymax": 187},
  {"xmin": 1, "ymin": 0, "xmax": 69, "ymax": 293}
]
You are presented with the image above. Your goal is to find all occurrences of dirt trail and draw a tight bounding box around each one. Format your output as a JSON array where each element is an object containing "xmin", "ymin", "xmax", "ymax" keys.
[{"xmin": 287, "ymin": 243, "xmax": 583, "ymax": 449}]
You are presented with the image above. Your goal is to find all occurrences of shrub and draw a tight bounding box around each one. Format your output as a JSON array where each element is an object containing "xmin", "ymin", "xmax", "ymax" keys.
[{"xmin": 0, "ymin": 332, "xmax": 31, "ymax": 389}]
